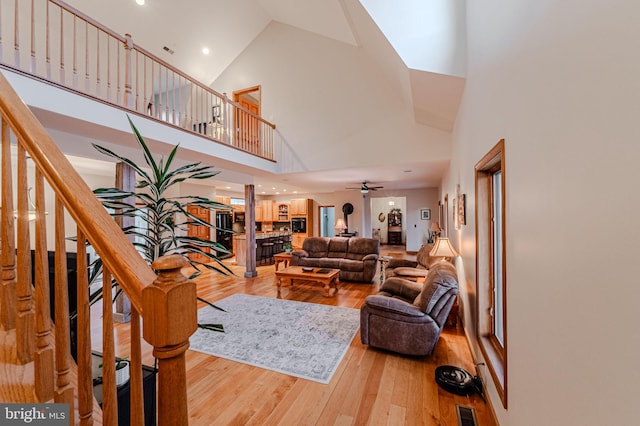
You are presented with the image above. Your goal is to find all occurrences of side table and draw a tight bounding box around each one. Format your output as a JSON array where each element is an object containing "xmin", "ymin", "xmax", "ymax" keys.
[
  {"xmin": 274, "ymin": 252, "xmax": 292, "ymax": 271},
  {"xmin": 378, "ymin": 256, "xmax": 393, "ymax": 284}
]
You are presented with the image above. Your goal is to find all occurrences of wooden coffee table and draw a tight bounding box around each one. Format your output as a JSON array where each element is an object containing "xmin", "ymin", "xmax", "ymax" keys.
[{"xmin": 274, "ymin": 266, "xmax": 340, "ymax": 297}]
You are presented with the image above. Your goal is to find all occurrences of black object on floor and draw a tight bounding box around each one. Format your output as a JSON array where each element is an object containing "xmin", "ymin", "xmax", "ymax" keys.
[{"xmin": 435, "ymin": 365, "xmax": 484, "ymax": 399}]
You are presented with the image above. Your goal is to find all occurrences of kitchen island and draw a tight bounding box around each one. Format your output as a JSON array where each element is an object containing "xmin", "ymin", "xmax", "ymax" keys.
[{"xmin": 233, "ymin": 231, "xmax": 292, "ymax": 266}]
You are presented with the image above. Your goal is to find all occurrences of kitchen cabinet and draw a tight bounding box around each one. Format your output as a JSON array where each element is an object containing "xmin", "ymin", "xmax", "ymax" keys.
[
  {"xmin": 261, "ymin": 200, "xmax": 273, "ymax": 222},
  {"xmin": 290, "ymin": 198, "xmax": 313, "ymax": 248},
  {"xmin": 292, "ymin": 233, "xmax": 306, "ymax": 249},
  {"xmin": 275, "ymin": 203, "xmax": 289, "ymax": 221},
  {"xmin": 215, "ymin": 195, "xmax": 230, "ymax": 206},
  {"xmin": 290, "ymin": 198, "xmax": 311, "ymax": 215},
  {"xmin": 187, "ymin": 206, "xmax": 210, "ymax": 262},
  {"xmin": 254, "ymin": 200, "xmax": 274, "ymax": 222}
]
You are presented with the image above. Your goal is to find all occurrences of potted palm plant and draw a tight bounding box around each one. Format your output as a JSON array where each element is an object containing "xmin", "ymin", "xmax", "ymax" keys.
[{"xmin": 87, "ymin": 115, "xmax": 231, "ymax": 332}]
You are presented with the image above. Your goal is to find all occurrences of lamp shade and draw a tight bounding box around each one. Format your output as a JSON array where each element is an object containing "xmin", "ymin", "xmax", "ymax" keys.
[
  {"xmin": 429, "ymin": 237, "xmax": 458, "ymax": 258},
  {"xmin": 429, "ymin": 222, "xmax": 441, "ymax": 232},
  {"xmin": 335, "ymin": 218, "xmax": 347, "ymax": 231}
]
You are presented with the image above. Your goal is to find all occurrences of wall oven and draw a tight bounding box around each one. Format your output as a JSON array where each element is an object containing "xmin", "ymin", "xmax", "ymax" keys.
[{"xmin": 291, "ymin": 217, "xmax": 307, "ymax": 233}]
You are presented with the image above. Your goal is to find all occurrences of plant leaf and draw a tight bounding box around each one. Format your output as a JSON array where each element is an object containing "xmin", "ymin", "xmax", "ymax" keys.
[{"xmin": 127, "ymin": 115, "xmax": 162, "ymax": 183}]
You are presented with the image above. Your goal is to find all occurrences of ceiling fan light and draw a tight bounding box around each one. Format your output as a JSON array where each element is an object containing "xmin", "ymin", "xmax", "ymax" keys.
[{"xmin": 361, "ymin": 188, "xmax": 368, "ymax": 194}]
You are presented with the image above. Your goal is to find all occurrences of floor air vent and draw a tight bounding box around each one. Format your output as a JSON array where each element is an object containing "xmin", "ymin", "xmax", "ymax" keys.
[{"xmin": 456, "ymin": 405, "xmax": 478, "ymax": 426}]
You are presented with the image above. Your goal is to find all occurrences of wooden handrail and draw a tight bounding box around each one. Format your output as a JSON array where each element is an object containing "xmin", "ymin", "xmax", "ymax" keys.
[
  {"xmin": 0, "ymin": 67, "xmax": 197, "ymax": 424},
  {"xmin": 49, "ymin": 0, "xmax": 127, "ymax": 44},
  {"xmin": 1, "ymin": 0, "xmax": 278, "ymax": 160},
  {"xmin": 0, "ymin": 72, "xmax": 155, "ymax": 311},
  {"xmin": 129, "ymin": 40, "xmax": 276, "ymax": 129}
]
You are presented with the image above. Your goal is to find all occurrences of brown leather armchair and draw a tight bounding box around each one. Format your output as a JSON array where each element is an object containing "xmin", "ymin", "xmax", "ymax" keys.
[
  {"xmin": 384, "ymin": 243, "xmax": 436, "ymax": 281},
  {"xmin": 360, "ymin": 262, "xmax": 458, "ymax": 356}
]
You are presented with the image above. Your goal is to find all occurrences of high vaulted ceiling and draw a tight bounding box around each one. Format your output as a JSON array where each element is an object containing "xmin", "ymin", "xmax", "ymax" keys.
[
  {"xmin": 60, "ymin": 0, "xmax": 467, "ymax": 195},
  {"xmin": 64, "ymin": 0, "xmax": 360, "ymax": 86}
]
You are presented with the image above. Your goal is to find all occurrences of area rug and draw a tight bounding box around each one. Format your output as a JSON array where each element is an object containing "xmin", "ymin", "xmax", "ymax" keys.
[{"xmin": 189, "ymin": 294, "xmax": 360, "ymax": 384}]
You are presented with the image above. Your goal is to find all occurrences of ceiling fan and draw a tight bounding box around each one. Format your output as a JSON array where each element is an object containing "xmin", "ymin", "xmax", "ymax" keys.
[{"xmin": 346, "ymin": 181, "xmax": 384, "ymax": 194}]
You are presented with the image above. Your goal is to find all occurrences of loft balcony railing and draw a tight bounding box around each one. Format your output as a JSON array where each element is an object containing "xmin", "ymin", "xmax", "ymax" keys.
[{"xmin": 0, "ymin": 0, "xmax": 276, "ymax": 160}]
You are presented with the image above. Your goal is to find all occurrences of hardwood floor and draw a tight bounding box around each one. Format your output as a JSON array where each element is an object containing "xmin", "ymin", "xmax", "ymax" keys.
[{"xmin": 103, "ymin": 246, "xmax": 496, "ymax": 425}]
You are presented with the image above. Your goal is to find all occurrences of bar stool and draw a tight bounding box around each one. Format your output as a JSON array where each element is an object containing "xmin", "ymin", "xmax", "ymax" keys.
[
  {"xmin": 260, "ymin": 236, "xmax": 275, "ymax": 264},
  {"xmin": 255, "ymin": 240, "xmax": 263, "ymax": 265},
  {"xmin": 274, "ymin": 232, "xmax": 285, "ymax": 254}
]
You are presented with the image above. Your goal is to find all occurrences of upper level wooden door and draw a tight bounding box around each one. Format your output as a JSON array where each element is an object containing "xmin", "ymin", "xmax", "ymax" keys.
[
  {"xmin": 233, "ymin": 86, "xmax": 261, "ymax": 153},
  {"xmin": 187, "ymin": 206, "xmax": 210, "ymax": 263}
]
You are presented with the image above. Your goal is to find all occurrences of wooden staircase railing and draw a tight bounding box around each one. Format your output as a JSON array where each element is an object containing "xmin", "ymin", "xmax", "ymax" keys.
[{"xmin": 0, "ymin": 70, "xmax": 196, "ymax": 424}]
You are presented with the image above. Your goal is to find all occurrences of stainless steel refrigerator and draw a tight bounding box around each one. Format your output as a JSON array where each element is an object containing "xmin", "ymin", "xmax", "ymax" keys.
[{"xmin": 215, "ymin": 211, "xmax": 233, "ymax": 253}]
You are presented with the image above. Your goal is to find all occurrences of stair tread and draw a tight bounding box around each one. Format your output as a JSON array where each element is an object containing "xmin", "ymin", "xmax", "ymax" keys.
[
  {"xmin": 0, "ymin": 329, "xmax": 37, "ymax": 402},
  {"xmin": 0, "ymin": 328, "xmax": 103, "ymax": 425}
]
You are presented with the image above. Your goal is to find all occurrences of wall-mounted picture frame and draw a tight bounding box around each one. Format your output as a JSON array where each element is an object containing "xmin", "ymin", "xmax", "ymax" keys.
[
  {"xmin": 454, "ymin": 184, "xmax": 461, "ymax": 229},
  {"xmin": 458, "ymin": 193, "xmax": 466, "ymax": 225},
  {"xmin": 420, "ymin": 208, "xmax": 431, "ymax": 220},
  {"xmin": 453, "ymin": 197, "xmax": 459, "ymax": 230},
  {"xmin": 212, "ymin": 105, "xmax": 221, "ymax": 123}
]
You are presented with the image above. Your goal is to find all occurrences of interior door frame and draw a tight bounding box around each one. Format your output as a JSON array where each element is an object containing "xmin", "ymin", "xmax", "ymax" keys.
[
  {"xmin": 233, "ymin": 85, "xmax": 261, "ymax": 116},
  {"xmin": 233, "ymin": 85, "xmax": 262, "ymax": 151},
  {"xmin": 318, "ymin": 205, "xmax": 336, "ymax": 237}
]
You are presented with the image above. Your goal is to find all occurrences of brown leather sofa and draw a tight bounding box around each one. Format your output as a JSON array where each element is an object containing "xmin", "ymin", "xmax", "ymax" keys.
[
  {"xmin": 360, "ymin": 261, "xmax": 458, "ymax": 356},
  {"xmin": 290, "ymin": 237, "xmax": 380, "ymax": 282},
  {"xmin": 384, "ymin": 243, "xmax": 437, "ymax": 281}
]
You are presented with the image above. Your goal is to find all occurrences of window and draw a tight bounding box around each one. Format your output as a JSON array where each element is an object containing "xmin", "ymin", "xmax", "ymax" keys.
[{"xmin": 475, "ymin": 139, "xmax": 507, "ymax": 407}]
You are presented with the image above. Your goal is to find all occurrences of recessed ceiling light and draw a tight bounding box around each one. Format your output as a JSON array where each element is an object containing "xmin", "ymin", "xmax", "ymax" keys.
[
  {"xmin": 202, "ymin": 47, "xmax": 210, "ymax": 55},
  {"xmin": 136, "ymin": 0, "xmax": 145, "ymax": 5}
]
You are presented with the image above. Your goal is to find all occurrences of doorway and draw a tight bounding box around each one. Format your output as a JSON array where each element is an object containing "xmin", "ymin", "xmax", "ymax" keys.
[
  {"xmin": 233, "ymin": 86, "xmax": 261, "ymax": 153},
  {"xmin": 319, "ymin": 206, "xmax": 336, "ymax": 237},
  {"xmin": 371, "ymin": 197, "xmax": 407, "ymax": 245}
]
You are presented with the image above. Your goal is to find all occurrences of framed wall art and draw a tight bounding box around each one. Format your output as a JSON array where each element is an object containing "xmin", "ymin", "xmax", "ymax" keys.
[
  {"xmin": 458, "ymin": 193, "xmax": 466, "ymax": 225},
  {"xmin": 420, "ymin": 208, "xmax": 431, "ymax": 220},
  {"xmin": 453, "ymin": 197, "xmax": 459, "ymax": 230}
]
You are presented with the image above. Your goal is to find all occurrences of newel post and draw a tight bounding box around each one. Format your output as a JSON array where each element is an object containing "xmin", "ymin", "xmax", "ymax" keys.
[{"xmin": 143, "ymin": 255, "xmax": 197, "ymax": 426}]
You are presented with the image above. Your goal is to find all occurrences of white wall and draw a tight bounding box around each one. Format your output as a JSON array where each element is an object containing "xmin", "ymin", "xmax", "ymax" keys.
[
  {"xmin": 402, "ymin": 188, "xmax": 440, "ymax": 251},
  {"xmin": 360, "ymin": 0, "xmax": 467, "ymax": 77},
  {"xmin": 446, "ymin": 1, "xmax": 640, "ymax": 424},
  {"xmin": 212, "ymin": 21, "xmax": 452, "ymax": 175}
]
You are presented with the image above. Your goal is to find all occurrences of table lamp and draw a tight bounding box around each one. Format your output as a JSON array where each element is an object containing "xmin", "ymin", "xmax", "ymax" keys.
[
  {"xmin": 429, "ymin": 237, "xmax": 458, "ymax": 262},
  {"xmin": 335, "ymin": 218, "xmax": 347, "ymax": 235}
]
